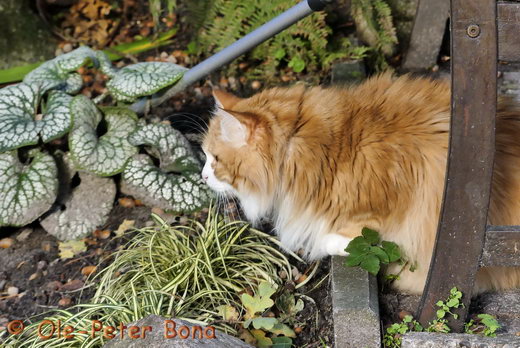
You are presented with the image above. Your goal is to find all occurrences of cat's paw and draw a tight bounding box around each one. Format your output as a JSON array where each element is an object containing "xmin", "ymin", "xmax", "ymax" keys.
[{"xmin": 324, "ymin": 234, "xmax": 352, "ymax": 256}]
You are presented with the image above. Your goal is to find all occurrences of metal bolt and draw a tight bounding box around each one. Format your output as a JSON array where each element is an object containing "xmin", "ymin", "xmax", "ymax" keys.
[{"xmin": 467, "ymin": 24, "xmax": 480, "ymax": 38}]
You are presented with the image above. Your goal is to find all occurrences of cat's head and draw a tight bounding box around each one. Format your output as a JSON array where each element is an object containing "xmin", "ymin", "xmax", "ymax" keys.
[{"xmin": 201, "ymin": 89, "xmax": 280, "ymax": 198}]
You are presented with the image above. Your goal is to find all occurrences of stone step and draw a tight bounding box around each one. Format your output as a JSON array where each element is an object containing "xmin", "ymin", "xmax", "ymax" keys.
[{"xmin": 402, "ymin": 332, "xmax": 520, "ymax": 348}]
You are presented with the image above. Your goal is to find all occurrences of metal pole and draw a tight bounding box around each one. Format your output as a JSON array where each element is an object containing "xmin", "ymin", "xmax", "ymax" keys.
[{"xmin": 130, "ymin": 0, "xmax": 331, "ymax": 113}]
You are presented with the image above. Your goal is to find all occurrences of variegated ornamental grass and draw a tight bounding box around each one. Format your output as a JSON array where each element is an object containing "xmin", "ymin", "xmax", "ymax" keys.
[
  {"xmin": 3, "ymin": 209, "xmax": 303, "ymax": 348},
  {"xmin": 0, "ymin": 150, "xmax": 58, "ymax": 227}
]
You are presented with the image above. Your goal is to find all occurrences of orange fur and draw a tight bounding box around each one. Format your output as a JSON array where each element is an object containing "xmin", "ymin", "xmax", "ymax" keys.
[{"xmin": 202, "ymin": 74, "xmax": 520, "ymax": 294}]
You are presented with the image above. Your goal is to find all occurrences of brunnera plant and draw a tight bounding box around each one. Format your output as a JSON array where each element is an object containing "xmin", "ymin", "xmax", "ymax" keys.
[{"xmin": 0, "ymin": 46, "xmax": 213, "ymax": 240}]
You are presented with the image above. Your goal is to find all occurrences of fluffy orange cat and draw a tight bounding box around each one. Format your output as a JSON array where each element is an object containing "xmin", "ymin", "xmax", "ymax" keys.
[{"xmin": 201, "ymin": 73, "xmax": 520, "ymax": 295}]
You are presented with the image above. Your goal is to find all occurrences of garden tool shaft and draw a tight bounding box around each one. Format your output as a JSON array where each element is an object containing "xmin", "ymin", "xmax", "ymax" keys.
[{"xmin": 130, "ymin": 0, "xmax": 333, "ymax": 113}]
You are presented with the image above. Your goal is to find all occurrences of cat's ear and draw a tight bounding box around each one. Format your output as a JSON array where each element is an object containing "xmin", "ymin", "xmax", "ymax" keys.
[
  {"xmin": 219, "ymin": 109, "xmax": 247, "ymax": 147},
  {"xmin": 213, "ymin": 89, "xmax": 241, "ymax": 109}
]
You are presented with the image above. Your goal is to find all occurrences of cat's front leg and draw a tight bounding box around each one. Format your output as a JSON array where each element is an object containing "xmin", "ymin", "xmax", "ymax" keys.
[{"xmin": 323, "ymin": 233, "xmax": 352, "ymax": 256}]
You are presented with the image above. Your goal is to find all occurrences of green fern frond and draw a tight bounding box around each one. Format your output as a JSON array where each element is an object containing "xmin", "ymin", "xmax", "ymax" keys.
[{"xmin": 192, "ymin": 0, "xmax": 368, "ymax": 81}]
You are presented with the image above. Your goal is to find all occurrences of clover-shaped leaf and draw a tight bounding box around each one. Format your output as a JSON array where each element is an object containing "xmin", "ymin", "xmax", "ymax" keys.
[
  {"xmin": 251, "ymin": 317, "xmax": 278, "ymax": 330},
  {"xmin": 24, "ymin": 46, "xmax": 99, "ymax": 93},
  {"xmin": 217, "ymin": 305, "xmax": 240, "ymax": 321},
  {"xmin": 0, "ymin": 150, "xmax": 58, "ymax": 227},
  {"xmin": 241, "ymin": 293, "xmax": 274, "ymax": 320},
  {"xmin": 107, "ymin": 62, "xmax": 186, "ymax": 102},
  {"xmin": 0, "ymin": 83, "xmax": 73, "ymax": 152},
  {"xmin": 121, "ymin": 154, "xmax": 212, "ymax": 213},
  {"xmin": 258, "ymin": 281, "xmax": 277, "ymax": 299},
  {"xmin": 241, "ymin": 282, "xmax": 277, "ymax": 320},
  {"xmin": 69, "ymin": 95, "xmax": 138, "ymax": 176},
  {"xmin": 128, "ymin": 123, "xmax": 200, "ymax": 171},
  {"xmin": 270, "ymin": 323, "xmax": 296, "ymax": 338}
]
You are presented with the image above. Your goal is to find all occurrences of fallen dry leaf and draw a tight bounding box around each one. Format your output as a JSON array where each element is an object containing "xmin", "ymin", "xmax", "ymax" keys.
[
  {"xmin": 16, "ymin": 261, "xmax": 26, "ymax": 269},
  {"xmin": 61, "ymin": 0, "xmax": 119, "ymax": 48},
  {"xmin": 115, "ymin": 219, "xmax": 135, "ymax": 237},
  {"xmin": 84, "ymin": 238, "xmax": 98, "ymax": 246},
  {"xmin": 118, "ymin": 197, "xmax": 135, "ymax": 208},
  {"xmin": 28, "ymin": 273, "xmax": 38, "ymax": 281},
  {"xmin": 58, "ymin": 240, "xmax": 87, "ymax": 259},
  {"xmin": 151, "ymin": 207, "xmax": 164, "ymax": 215},
  {"xmin": 0, "ymin": 238, "xmax": 14, "ymax": 249},
  {"xmin": 296, "ymin": 274, "xmax": 308, "ymax": 284},
  {"xmin": 239, "ymin": 329, "xmax": 257, "ymax": 346},
  {"xmin": 41, "ymin": 241, "xmax": 53, "ymax": 252},
  {"xmin": 251, "ymin": 80, "xmax": 261, "ymax": 89},
  {"xmin": 61, "ymin": 279, "xmax": 84, "ymax": 291},
  {"xmin": 217, "ymin": 305, "xmax": 240, "ymax": 321},
  {"xmin": 81, "ymin": 266, "xmax": 97, "ymax": 276},
  {"xmin": 58, "ymin": 297, "xmax": 72, "ymax": 307},
  {"xmin": 7, "ymin": 286, "xmax": 18, "ymax": 296},
  {"xmin": 46, "ymin": 281, "xmax": 63, "ymax": 292},
  {"xmin": 16, "ymin": 229, "xmax": 32, "ymax": 242},
  {"xmin": 94, "ymin": 229, "xmax": 111, "ymax": 240}
]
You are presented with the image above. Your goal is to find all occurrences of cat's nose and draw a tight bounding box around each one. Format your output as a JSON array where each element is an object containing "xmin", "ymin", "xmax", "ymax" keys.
[{"xmin": 202, "ymin": 174, "xmax": 209, "ymax": 182}]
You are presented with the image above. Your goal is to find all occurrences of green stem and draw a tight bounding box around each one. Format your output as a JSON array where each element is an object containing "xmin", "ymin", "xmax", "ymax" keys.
[{"xmin": 0, "ymin": 28, "xmax": 178, "ymax": 85}]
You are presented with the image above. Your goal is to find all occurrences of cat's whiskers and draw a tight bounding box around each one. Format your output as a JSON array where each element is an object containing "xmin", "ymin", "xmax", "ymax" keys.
[{"xmin": 167, "ymin": 112, "xmax": 210, "ymax": 134}]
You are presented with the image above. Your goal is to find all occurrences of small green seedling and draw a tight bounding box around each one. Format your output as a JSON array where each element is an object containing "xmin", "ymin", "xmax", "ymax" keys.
[
  {"xmin": 434, "ymin": 287, "xmax": 463, "ymax": 320},
  {"xmin": 424, "ymin": 287, "xmax": 462, "ymax": 334},
  {"xmin": 383, "ymin": 315, "xmax": 423, "ymax": 348},
  {"xmin": 344, "ymin": 227, "xmax": 401, "ymax": 275},
  {"xmin": 465, "ymin": 313, "xmax": 501, "ymax": 337},
  {"xmin": 383, "ymin": 287, "xmax": 502, "ymax": 348}
]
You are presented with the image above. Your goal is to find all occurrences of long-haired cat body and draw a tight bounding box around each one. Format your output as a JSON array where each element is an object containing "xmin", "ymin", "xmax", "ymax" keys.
[{"xmin": 201, "ymin": 73, "xmax": 520, "ymax": 295}]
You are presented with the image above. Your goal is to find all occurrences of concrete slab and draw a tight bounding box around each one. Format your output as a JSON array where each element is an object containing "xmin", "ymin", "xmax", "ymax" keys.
[
  {"xmin": 402, "ymin": 332, "xmax": 520, "ymax": 348},
  {"xmin": 331, "ymin": 255, "xmax": 381, "ymax": 348}
]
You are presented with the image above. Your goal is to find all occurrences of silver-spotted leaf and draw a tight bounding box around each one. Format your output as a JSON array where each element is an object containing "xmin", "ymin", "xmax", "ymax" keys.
[
  {"xmin": 69, "ymin": 95, "xmax": 138, "ymax": 176},
  {"xmin": 24, "ymin": 46, "xmax": 97, "ymax": 92},
  {"xmin": 121, "ymin": 154, "xmax": 212, "ymax": 213},
  {"xmin": 0, "ymin": 83, "xmax": 73, "ymax": 152},
  {"xmin": 96, "ymin": 51, "xmax": 117, "ymax": 78},
  {"xmin": 128, "ymin": 123, "xmax": 200, "ymax": 171},
  {"xmin": 0, "ymin": 150, "xmax": 58, "ymax": 226},
  {"xmin": 63, "ymin": 73, "xmax": 84, "ymax": 94},
  {"xmin": 107, "ymin": 62, "xmax": 186, "ymax": 102}
]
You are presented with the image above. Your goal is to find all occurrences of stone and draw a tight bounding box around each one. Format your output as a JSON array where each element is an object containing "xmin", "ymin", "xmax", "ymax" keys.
[
  {"xmin": 386, "ymin": 0, "xmax": 420, "ymax": 51},
  {"xmin": 331, "ymin": 61, "xmax": 366, "ymax": 85},
  {"xmin": 402, "ymin": 332, "xmax": 520, "ymax": 348},
  {"xmin": 102, "ymin": 315, "xmax": 253, "ymax": 348},
  {"xmin": 331, "ymin": 256, "xmax": 381, "ymax": 348},
  {"xmin": 499, "ymin": 72, "xmax": 520, "ymax": 102},
  {"xmin": 471, "ymin": 290, "xmax": 520, "ymax": 335},
  {"xmin": 41, "ymin": 156, "xmax": 116, "ymax": 241},
  {"xmin": 0, "ymin": 0, "xmax": 56, "ymax": 70}
]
